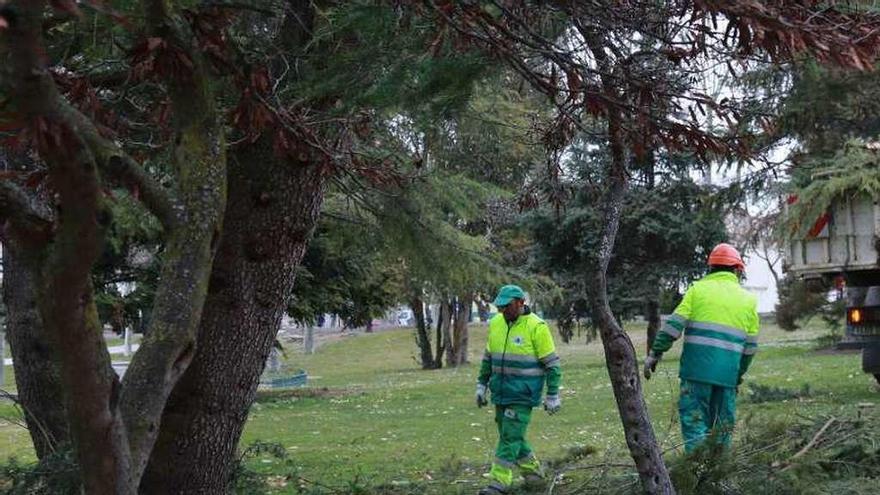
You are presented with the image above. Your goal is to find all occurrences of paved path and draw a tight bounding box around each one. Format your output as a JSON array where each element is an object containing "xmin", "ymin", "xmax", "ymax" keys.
[
  {"xmin": 108, "ymin": 344, "xmax": 140, "ymax": 354},
  {"xmin": 3, "ymin": 344, "xmax": 141, "ymax": 367}
]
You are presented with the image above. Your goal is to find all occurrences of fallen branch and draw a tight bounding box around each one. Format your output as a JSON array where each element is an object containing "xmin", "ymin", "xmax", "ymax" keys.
[
  {"xmin": 546, "ymin": 472, "xmax": 558, "ymax": 495},
  {"xmin": 776, "ymin": 416, "xmax": 836, "ymax": 472},
  {"xmin": 561, "ymin": 462, "xmax": 636, "ymax": 472}
]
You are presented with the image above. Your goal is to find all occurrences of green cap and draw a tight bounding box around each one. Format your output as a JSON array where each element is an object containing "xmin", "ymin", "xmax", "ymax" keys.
[{"xmin": 493, "ymin": 285, "xmax": 525, "ymax": 307}]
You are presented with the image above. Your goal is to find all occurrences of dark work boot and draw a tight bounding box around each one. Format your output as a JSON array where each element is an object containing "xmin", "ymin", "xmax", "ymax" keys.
[
  {"xmin": 523, "ymin": 472, "xmax": 546, "ymax": 488},
  {"xmin": 477, "ymin": 485, "xmax": 507, "ymax": 495}
]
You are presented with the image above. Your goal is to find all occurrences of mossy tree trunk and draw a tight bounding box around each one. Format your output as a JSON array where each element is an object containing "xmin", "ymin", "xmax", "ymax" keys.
[
  {"xmin": 4, "ymin": 1, "xmax": 226, "ymax": 492},
  {"xmin": 0, "ymin": 150, "xmax": 69, "ymax": 461},
  {"xmin": 141, "ymin": 138, "xmax": 327, "ymax": 493}
]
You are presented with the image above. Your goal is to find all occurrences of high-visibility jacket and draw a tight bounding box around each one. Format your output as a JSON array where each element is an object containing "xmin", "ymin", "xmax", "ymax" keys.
[
  {"xmin": 478, "ymin": 311, "xmax": 562, "ymax": 407},
  {"xmin": 652, "ymin": 271, "xmax": 759, "ymax": 388}
]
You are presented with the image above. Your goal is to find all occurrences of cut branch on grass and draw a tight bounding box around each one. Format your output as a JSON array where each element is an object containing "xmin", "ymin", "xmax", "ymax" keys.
[{"xmin": 776, "ymin": 416, "xmax": 836, "ymax": 472}]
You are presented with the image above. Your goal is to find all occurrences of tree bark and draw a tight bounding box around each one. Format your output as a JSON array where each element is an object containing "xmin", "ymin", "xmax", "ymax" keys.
[
  {"xmin": 9, "ymin": 5, "xmax": 132, "ymax": 489},
  {"xmin": 120, "ymin": 2, "xmax": 228, "ymax": 483},
  {"xmin": 6, "ymin": 1, "xmax": 226, "ymax": 491},
  {"xmin": 582, "ymin": 27, "xmax": 675, "ymax": 494},
  {"xmin": 412, "ymin": 295, "xmax": 434, "ymax": 369},
  {"xmin": 646, "ymin": 293, "xmax": 661, "ymax": 354},
  {"xmin": 451, "ymin": 293, "xmax": 472, "ymax": 366},
  {"xmin": 141, "ymin": 140, "xmax": 327, "ymax": 493},
  {"xmin": 0, "ymin": 151, "xmax": 69, "ymax": 461},
  {"xmin": 442, "ymin": 298, "xmax": 456, "ymax": 366},
  {"xmin": 589, "ymin": 158, "xmax": 674, "ymax": 495},
  {"xmin": 3, "ymin": 246, "xmax": 70, "ymax": 459},
  {"xmin": 433, "ymin": 301, "xmax": 447, "ymax": 369}
]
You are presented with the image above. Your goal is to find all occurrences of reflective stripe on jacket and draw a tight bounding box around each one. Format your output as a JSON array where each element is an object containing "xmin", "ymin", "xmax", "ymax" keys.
[{"xmin": 652, "ymin": 271, "xmax": 760, "ymax": 388}]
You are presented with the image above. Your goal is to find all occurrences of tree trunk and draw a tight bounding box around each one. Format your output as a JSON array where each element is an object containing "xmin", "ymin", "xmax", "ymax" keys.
[
  {"xmin": 141, "ymin": 141, "xmax": 327, "ymax": 493},
  {"xmin": 590, "ymin": 138, "xmax": 674, "ymax": 495},
  {"xmin": 759, "ymin": 243, "xmax": 781, "ymax": 287},
  {"xmin": 433, "ymin": 301, "xmax": 448, "ymax": 369},
  {"xmin": 3, "ymin": 246, "xmax": 70, "ymax": 459},
  {"xmin": 442, "ymin": 298, "xmax": 456, "ymax": 366},
  {"xmin": 8, "ymin": 5, "xmax": 134, "ymax": 491},
  {"xmin": 590, "ymin": 181, "xmax": 674, "ymax": 495},
  {"xmin": 581, "ymin": 27, "xmax": 675, "ymax": 494},
  {"xmin": 646, "ymin": 294, "xmax": 661, "ymax": 354},
  {"xmin": 412, "ymin": 295, "xmax": 434, "ymax": 369},
  {"xmin": 452, "ymin": 292, "xmax": 472, "ymax": 366}
]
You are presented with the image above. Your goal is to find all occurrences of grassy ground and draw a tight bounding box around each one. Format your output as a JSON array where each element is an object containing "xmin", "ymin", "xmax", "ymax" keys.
[
  {"xmin": 0, "ymin": 333, "xmax": 138, "ymax": 463},
  {"xmin": 237, "ymin": 321, "xmax": 879, "ymax": 493},
  {"xmin": 2, "ymin": 321, "xmax": 878, "ymax": 493}
]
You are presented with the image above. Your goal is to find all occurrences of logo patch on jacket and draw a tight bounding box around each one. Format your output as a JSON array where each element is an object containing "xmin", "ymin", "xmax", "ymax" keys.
[{"xmin": 513, "ymin": 336, "xmax": 524, "ymax": 346}]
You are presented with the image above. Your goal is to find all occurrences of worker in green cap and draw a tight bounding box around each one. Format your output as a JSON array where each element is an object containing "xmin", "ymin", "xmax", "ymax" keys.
[{"xmin": 475, "ymin": 285, "xmax": 562, "ymax": 495}]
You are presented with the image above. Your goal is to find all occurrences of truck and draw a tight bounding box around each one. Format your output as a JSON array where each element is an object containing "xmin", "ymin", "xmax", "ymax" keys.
[{"xmin": 784, "ymin": 191, "xmax": 880, "ymax": 384}]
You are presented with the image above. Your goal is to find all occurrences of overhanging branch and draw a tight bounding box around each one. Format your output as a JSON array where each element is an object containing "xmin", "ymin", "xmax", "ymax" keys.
[
  {"xmin": 60, "ymin": 101, "xmax": 180, "ymax": 230},
  {"xmin": 0, "ymin": 180, "xmax": 53, "ymax": 243}
]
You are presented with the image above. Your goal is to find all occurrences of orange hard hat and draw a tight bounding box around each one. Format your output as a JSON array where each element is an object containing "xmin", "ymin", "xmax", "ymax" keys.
[{"xmin": 708, "ymin": 243, "xmax": 745, "ymax": 271}]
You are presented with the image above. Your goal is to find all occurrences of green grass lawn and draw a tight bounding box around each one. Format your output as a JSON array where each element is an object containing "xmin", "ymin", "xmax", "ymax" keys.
[
  {"xmin": 238, "ymin": 321, "xmax": 879, "ymax": 492},
  {"xmin": 0, "ymin": 333, "xmax": 137, "ymax": 463},
  {"xmin": 2, "ymin": 321, "xmax": 878, "ymax": 493}
]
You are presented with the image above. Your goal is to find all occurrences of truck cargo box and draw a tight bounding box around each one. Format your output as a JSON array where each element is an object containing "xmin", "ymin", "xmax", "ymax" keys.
[{"xmin": 785, "ymin": 193, "xmax": 880, "ymax": 278}]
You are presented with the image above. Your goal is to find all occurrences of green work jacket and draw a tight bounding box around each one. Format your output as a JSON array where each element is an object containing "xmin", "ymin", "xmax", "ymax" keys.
[
  {"xmin": 652, "ymin": 271, "xmax": 760, "ymax": 388},
  {"xmin": 478, "ymin": 311, "xmax": 562, "ymax": 407}
]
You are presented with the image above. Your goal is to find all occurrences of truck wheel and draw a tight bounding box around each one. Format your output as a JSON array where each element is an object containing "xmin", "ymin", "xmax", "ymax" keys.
[{"xmin": 863, "ymin": 346, "xmax": 880, "ymax": 375}]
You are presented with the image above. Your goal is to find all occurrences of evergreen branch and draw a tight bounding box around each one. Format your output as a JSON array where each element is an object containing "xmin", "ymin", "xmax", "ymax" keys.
[{"xmin": 58, "ymin": 100, "xmax": 180, "ymax": 230}]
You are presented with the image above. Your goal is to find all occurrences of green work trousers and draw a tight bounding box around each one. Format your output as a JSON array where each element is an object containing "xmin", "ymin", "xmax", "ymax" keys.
[
  {"xmin": 487, "ymin": 405, "xmax": 542, "ymax": 491},
  {"xmin": 679, "ymin": 379, "xmax": 736, "ymax": 453}
]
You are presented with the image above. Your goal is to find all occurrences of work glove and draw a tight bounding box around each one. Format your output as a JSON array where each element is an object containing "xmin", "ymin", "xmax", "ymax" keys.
[
  {"xmin": 643, "ymin": 351, "xmax": 660, "ymax": 380},
  {"xmin": 543, "ymin": 394, "xmax": 561, "ymax": 415},
  {"xmin": 475, "ymin": 383, "xmax": 488, "ymax": 408}
]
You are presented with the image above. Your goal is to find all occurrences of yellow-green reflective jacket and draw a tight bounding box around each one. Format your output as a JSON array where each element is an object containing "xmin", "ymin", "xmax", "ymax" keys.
[
  {"xmin": 477, "ymin": 311, "xmax": 561, "ymax": 406},
  {"xmin": 651, "ymin": 271, "xmax": 760, "ymax": 388}
]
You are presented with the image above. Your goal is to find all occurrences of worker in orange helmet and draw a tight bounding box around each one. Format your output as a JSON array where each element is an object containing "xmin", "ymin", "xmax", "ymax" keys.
[{"xmin": 644, "ymin": 243, "xmax": 760, "ymax": 452}]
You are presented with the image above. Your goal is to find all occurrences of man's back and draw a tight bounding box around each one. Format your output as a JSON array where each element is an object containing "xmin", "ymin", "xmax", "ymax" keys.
[{"xmin": 656, "ymin": 271, "xmax": 759, "ymax": 388}]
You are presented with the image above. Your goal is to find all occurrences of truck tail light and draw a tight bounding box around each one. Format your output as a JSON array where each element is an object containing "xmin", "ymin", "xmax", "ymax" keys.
[{"xmin": 849, "ymin": 308, "xmax": 864, "ymax": 325}]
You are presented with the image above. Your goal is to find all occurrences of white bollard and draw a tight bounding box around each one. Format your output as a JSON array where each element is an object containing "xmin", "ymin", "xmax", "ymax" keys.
[
  {"xmin": 124, "ymin": 327, "xmax": 132, "ymax": 357},
  {"xmin": 305, "ymin": 326, "xmax": 315, "ymax": 355},
  {"xmin": 267, "ymin": 347, "xmax": 281, "ymax": 373},
  {"xmin": 0, "ymin": 330, "xmax": 5, "ymax": 386}
]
